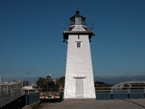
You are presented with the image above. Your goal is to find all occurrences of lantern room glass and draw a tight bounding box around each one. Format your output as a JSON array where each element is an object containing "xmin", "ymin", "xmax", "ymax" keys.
[
  {"xmin": 70, "ymin": 18, "xmax": 75, "ymax": 25},
  {"xmin": 75, "ymin": 17, "xmax": 81, "ymax": 24},
  {"xmin": 81, "ymin": 18, "xmax": 85, "ymax": 25},
  {"xmin": 70, "ymin": 17, "xmax": 86, "ymax": 25}
]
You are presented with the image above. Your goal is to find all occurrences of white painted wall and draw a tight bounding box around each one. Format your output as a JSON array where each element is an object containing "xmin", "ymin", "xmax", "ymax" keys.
[
  {"xmin": 70, "ymin": 25, "xmax": 87, "ymax": 31},
  {"xmin": 64, "ymin": 26, "xmax": 96, "ymax": 99}
]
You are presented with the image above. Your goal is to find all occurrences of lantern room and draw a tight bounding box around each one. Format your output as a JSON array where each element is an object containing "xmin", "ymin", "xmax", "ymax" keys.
[{"xmin": 70, "ymin": 10, "xmax": 86, "ymax": 25}]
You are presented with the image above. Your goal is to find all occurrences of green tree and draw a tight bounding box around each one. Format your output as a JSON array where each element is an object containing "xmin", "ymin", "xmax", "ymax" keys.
[
  {"xmin": 36, "ymin": 76, "xmax": 56, "ymax": 88},
  {"xmin": 94, "ymin": 81, "xmax": 112, "ymax": 90},
  {"xmin": 57, "ymin": 76, "xmax": 65, "ymax": 88},
  {"xmin": 95, "ymin": 81, "xmax": 112, "ymax": 87},
  {"xmin": 45, "ymin": 75, "xmax": 55, "ymax": 87},
  {"xmin": 36, "ymin": 77, "xmax": 45, "ymax": 88}
]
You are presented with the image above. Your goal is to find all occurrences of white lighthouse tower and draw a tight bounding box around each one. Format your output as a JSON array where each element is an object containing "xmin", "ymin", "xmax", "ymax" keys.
[{"xmin": 63, "ymin": 11, "xmax": 96, "ymax": 100}]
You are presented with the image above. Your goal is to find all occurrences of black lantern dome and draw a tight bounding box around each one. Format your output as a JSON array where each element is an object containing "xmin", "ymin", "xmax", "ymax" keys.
[{"xmin": 70, "ymin": 10, "xmax": 86, "ymax": 25}]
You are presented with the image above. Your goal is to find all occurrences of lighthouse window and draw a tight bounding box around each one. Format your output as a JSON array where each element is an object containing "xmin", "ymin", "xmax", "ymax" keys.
[
  {"xmin": 70, "ymin": 18, "xmax": 75, "ymax": 25},
  {"xmin": 77, "ymin": 42, "xmax": 81, "ymax": 48},
  {"xmin": 82, "ymin": 20, "xmax": 85, "ymax": 25},
  {"xmin": 75, "ymin": 17, "xmax": 81, "ymax": 25}
]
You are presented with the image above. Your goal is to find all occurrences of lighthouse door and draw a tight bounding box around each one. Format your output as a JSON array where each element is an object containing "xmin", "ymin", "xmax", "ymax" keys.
[{"xmin": 76, "ymin": 78, "xmax": 84, "ymax": 98}]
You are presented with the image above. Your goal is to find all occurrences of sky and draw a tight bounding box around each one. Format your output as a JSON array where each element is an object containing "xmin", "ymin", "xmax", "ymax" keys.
[{"xmin": 0, "ymin": 0, "xmax": 145, "ymax": 84}]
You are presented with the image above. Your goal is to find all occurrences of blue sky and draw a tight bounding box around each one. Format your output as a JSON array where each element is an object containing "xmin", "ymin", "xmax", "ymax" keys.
[{"xmin": 0, "ymin": 0, "xmax": 145, "ymax": 84}]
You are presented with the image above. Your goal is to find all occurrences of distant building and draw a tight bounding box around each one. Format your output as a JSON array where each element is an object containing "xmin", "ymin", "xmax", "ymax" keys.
[
  {"xmin": 2, "ymin": 80, "xmax": 29, "ymax": 87},
  {"xmin": 29, "ymin": 82, "xmax": 38, "ymax": 88}
]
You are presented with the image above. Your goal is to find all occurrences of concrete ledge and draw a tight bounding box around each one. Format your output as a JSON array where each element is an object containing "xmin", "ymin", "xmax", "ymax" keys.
[
  {"xmin": 64, "ymin": 98, "xmax": 96, "ymax": 101},
  {"xmin": 22, "ymin": 101, "xmax": 40, "ymax": 109}
]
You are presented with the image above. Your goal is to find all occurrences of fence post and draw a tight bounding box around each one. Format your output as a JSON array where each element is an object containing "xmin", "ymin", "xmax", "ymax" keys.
[
  {"xmin": 0, "ymin": 85, "xmax": 1, "ymax": 97},
  {"xmin": 128, "ymin": 87, "xmax": 130, "ymax": 99},
  {"xmin": 144, "ymin": 87, "xmax": 145, "ymax": 98},
  {"xmin": 27, "ymin": 93, "xmax": 29, "ymax": 105},
  {"xmin": 111, "ymin": 89, "xmax": 113, "ymax": 99}
]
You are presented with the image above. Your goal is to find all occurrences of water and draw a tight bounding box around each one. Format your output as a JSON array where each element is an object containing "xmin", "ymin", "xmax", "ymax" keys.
[
  {"xmin": 96, "ymin": 90, "xmax": 145, "ymax": 100},
  {"xmin": 27, "ymin": 91, "xmax": 145, "ymax": 105},
  {"xmin": 26, "ymin": 93, "xmax": 40, "ymax": 105}
]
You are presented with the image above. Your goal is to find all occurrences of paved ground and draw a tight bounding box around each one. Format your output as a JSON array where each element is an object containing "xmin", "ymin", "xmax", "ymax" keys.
[{"xmin": 39, "ymin": 99, "xmax": 145, "ymax": 109}]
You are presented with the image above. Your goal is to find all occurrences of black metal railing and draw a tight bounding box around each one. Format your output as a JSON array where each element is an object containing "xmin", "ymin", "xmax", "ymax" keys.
[
  {"xmin": 0, "ymin": 83, "xmax": 24, "ymax": 107},
  {"xmin": 59, "ymin": 87, "xmax": 145, "ymax": 99}
]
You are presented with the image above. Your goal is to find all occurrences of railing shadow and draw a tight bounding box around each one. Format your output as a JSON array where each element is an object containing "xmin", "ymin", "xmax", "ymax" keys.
[{"xmin": 123, "ymin": 99, "xmax": 145, "ymax": 108}]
